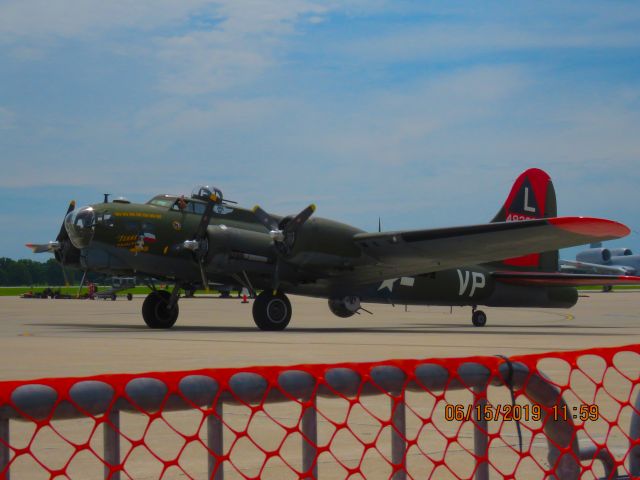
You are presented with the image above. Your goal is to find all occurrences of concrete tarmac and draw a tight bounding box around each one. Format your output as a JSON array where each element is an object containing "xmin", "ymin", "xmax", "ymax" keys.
[
  {"xmin": 1, "ymin": 290, "xmax": 639, "ymax": 380},
  {"xmin": 1, "ymin": 292, "xmax": 639, "ymax": 479}
]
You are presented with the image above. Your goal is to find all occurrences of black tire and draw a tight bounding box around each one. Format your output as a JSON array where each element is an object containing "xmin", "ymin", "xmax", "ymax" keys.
[
  {"xmin": 472, "ymin": 310, "xmax": 487, "ymax": 327},
  {"xmin": 252, "ymin": 291, "xmax": 292, "ymax": 331},
  {"xmin": 127, "ymin": 293, "xmax": 133, "ymax": 301},
  {"xmin": 111, "ymin": 293, "xmax": 117, "ymax": 301},
  {"xmin": 142, "ymin": 291, "xmax": 179, "ymax": 329}
]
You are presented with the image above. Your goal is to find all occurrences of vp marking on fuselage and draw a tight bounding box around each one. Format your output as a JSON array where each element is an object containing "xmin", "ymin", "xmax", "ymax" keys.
[{"xmin": 457, "ymin": 269, "xmax": 486, "ymax": 297}]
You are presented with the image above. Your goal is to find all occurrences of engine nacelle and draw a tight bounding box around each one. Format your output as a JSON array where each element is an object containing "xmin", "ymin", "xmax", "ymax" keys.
[
  {"xmin": 207, "ymin": 225, "xmax": 273, "ymax": 259},
  {"xmin": 610, "ymin": 248, "xmax": 633, "ymax": 257},
  {"xmin": 576, "ymin": 248, "xmax": 611, "ymax": 264}
]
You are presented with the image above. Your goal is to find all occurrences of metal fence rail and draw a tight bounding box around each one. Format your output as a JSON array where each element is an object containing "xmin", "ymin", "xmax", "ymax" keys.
[{"xmin": 1, "ymin": 346, "xmax": 639, "ymax": 479}]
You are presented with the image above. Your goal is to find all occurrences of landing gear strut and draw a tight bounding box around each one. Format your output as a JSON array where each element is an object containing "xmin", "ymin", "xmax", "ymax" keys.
[
  {"xmin": 142, "ymin": 287, "xmax": 180, "ymax": 329},
  {"xmin": 471, "ymin": 306, "xmax": 487, "ymax": 327},
  {"xmin": 252, "ymin": 291, "xmax": 292, "ymax": 331}
]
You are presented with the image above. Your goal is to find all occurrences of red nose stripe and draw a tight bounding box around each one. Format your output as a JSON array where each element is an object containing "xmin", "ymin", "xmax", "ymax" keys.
[{"xmin": 549, "ymin": 217, "xmax": 630, "ymax": 238}]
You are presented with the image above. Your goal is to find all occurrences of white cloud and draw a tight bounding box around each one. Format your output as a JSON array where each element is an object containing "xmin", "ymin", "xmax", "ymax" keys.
[
  {"xmin": 0, "ymin": 0, "xmax": 351, "ymax": 94},
  {"xmin": 342, "ymin": 23, "xmax": 640, "ymax": 65},
  {"xmin": 0, "ymin": 1, "xmax": 212, "ymax": 41},
  {"xmin": 153, "ymin": 0, "xmax": 339, "ymax": 95}
]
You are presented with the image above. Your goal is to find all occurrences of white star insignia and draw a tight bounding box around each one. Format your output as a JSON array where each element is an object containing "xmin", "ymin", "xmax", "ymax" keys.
[{"xmin": 378, "ymin": 278, "xmax": 399, "ymax": 292}]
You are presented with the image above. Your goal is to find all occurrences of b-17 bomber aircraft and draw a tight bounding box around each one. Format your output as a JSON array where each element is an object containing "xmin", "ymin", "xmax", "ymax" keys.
[{"xmin": 28, "ymin": 168, "xmax": 640, "ymax": 330}]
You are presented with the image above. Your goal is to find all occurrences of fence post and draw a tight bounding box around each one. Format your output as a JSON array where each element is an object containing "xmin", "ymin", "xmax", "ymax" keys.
[
  {"xmin": 302, "ymin": 397, "xmax": 318, "ymax": 479},
  {"xmin": 628, "ymin": 388, "xmax": 640, "ymax": 476},
  {"xmin": 472, "ymin": 385, "xmax": 489, "ymax": 480},
  {"xmin": 391, "ymin": 396, "xmax": 407, "ymax": 480},
  {"xmin": 103, "ymin": 410, "xmax": 120, "ymax": 480},
  {"xmin": 0, "ymin": 418, "xmax": 9, "ymax": 480},
  {"xmin": 208, "ymin": 401, "xmax": 224, "ymax": 480}
]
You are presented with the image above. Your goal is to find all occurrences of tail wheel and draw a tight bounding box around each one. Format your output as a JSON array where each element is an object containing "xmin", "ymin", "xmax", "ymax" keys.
[
  {"xmin": 142, "ymin": 290, "xmax": 179, "ymax": 329},
  {"xmin": 252, "ymin": 291, "xmax": 292, "ymax": 331},
  {"xmin": 472, "ymin": 309, "xmax": 487, "ymax": 327}
]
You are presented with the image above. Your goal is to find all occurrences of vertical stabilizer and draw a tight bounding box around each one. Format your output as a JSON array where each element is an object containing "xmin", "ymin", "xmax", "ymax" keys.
[{"xmin": 490, "ymin": 168, "xmax": 559, "ymax": 271}]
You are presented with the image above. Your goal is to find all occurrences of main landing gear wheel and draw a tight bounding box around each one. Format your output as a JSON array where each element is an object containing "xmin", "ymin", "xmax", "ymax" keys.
[
  {"xmin": 472, "ymin": 309, "xmax": 487, "ymax": 327},
  {"xmin": 252, "ymin": 291, "xmax": 292, "ymax": 331},
  {"xmin": 142, "ymin": 290, "xmax": 179, "ymax": 329}
]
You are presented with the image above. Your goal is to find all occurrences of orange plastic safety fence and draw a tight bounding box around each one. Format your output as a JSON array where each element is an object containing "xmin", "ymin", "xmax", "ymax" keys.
[{"xmin": 0, "ymin": 344, "xmax": 639, "ymax": 479}]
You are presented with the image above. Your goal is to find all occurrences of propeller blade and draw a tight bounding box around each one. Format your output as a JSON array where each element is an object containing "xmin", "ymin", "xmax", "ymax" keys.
[
  {"xmin": 252, "ymin": 205, "xmax": 278, "ymax": 231},
  {"xmin": 283, "ymin": 204, "xmax": 316, "ymax": 234},
  {"xmin": 272, "ymin": 259, "xmax": 281, "ymax": 293},
  {"xmin": 56, "ymin": 200, "xmax": 76, "ymax": 242},
  {"xmin": 193, "ymin": 192, "xmax": 219, "ymax": 240},
  {"xmin": 59, "ymin": 243, "xmax": 71, "ymax": 287},
  {"xmin": 61, "ymin": 264, "xmax": 70, "ymax": 287},
  {"xmin": 199, "ymin": 262, "xmax": 209, "ymax": 292},
  {"xmin": 188, "ymin": 191, "xmax": 219, "ymax": 292},
  {"xmin": 25, "ymin": 242, "xmax": 60, "ymax": 253},
  {"xmin": 76, "ymin": 270, "xmax": 87, "ymax": 298}
]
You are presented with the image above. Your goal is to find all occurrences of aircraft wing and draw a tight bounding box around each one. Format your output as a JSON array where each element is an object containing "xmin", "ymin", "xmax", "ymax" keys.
[
  {"xmin": 492, "ymin": 271, "xmax": 640, "ymax": 287},
  {"xmin": 342, "ymin": 217, "xmax": 629, "ymax": 285},
  {"xmin": 559, "ymin": 259, "xmax": 635, "ymax": 275}
]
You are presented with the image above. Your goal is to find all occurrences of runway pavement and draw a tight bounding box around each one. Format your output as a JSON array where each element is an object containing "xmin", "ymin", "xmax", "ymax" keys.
[
  {"xmin": 1, "ymin": 290, "xmax": 639, "ymax": 380},
  {"xmin": 1, "ymin": 292, "xmax": 640, "ymax": 478}
]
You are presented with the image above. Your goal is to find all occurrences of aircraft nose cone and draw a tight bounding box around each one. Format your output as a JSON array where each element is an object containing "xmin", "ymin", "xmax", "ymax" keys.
[{"xmin": 64, "ymin": 206, "xmax": 96, "ymax": 249}]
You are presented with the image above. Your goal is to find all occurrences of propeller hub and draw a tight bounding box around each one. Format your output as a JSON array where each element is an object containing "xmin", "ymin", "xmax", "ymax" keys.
[
  {"xmin": 269, "ymin": 230, "xmax": 285, "ymax": 242},
  {"xmin": 182, "ymin": 240, "xmax": 200, "ymax": 251}
]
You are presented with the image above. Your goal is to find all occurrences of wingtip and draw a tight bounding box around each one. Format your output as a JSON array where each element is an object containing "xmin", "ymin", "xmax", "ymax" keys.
[
  {"xmin": 252, "ymin": 205, "xmax": 260, "ymax": 213},
  {"xmin": 549, "ymin": 217, "xmax": 631, "ymax": 239}
]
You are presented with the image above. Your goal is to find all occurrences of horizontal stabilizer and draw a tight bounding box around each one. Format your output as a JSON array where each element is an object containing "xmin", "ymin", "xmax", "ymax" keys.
[
  {"xmin": 492, "ymin": 271, "xmax": 640, "ymax": 287},
  {"xmin": 559, "ymin": 259, "xmax": 635, "ymax": 275}
]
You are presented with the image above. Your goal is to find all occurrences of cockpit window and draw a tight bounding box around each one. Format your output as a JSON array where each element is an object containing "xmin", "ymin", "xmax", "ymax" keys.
[
  {"xmin": 170, "ymin": 198, "xmax": 207, "ymax": 214},
  {"xmin": 147, "ymin": 196, "xmax": 175, "ymax": 208},
  {"xmin": 191, "ymin": 202, "xmax": 206, "ymax": 214}
]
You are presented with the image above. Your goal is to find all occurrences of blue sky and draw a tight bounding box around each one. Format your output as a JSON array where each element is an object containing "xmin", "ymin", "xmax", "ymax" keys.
[{"xmin": 1, "ymin": 1, "xmax": 639, "ymax": 260}]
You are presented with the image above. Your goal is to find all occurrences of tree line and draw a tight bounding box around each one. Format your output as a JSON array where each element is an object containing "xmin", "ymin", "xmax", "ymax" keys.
[{"xmin": 0, "ymin": 258, "xmax": 104, "ymax": 286}]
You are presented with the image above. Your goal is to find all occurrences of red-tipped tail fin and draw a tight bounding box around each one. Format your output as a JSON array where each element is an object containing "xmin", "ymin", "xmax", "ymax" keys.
[
  {"xmin": 490, "ymin": 168, "xmax": 559, "ymax": 271},
  {"xmin": 492, "ymin": 168, "xmax": 556, "ymax": 222}
]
